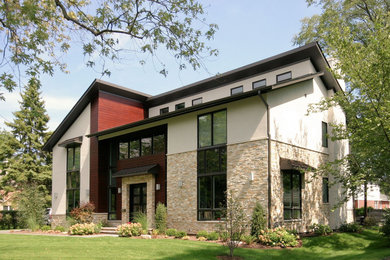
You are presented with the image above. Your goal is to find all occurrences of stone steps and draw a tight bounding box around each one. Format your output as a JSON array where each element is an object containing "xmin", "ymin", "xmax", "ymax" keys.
[
  {"xmin": 100, "ymin": 227, "xmax": 118, "ymax": 235},
  {"xmin": 107, "ymin": 220, "xmax": 122, "ymax": 227}
]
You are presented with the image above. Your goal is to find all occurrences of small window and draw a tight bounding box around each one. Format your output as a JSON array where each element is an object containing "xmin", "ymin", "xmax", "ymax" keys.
[
  {"xmin": 119, "ymin": 142, "xmax": 129, "ymax": 159},
  {"xmin": 160, "ymin": 107, "xmax": 169, "ymax": 115},
  {"xmin": 276, "ymin": 71, "xmax": 292, "ymax": 83},
  {"xmin": 322, "ymin": 121, "xmax": 328, "ymax": 148},
  {"xmin": 192, "ymin": 98, "xmax": 203, "ymax": 106},
  {"xmin": 230, "ymin": 86, "xmax": 243, "ymax": 95},
  {"xmin": 252, "ymin": 79, "xmax": 266, "ymax": 89},
  {"xmin": 3, "ymin": 206, "xmax": 12, "ymax": 211},
  {"xmin": 175, "ymin": 102, "xmax": 185, "ymax": 110},
  {"xmin": 322, "ymin": 178, "xmax": 329, "ymax": 203}
]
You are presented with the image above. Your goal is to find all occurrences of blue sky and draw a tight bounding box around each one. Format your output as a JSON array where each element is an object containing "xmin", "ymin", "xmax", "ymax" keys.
[{"xmin": 0, "ymin": 0, "xmax": 321, "ymax": 131}]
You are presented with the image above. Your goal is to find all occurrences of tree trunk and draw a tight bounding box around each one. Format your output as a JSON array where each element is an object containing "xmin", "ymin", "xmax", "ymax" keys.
[{"xmin": 364, "ymin": 182, "xmax": 368, "ymax": 219}]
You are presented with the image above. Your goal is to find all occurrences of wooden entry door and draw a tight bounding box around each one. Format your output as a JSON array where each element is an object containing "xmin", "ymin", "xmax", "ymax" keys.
[{"xmin": 129, "ymin": 183, "xmax": 147, "ymax": 221}]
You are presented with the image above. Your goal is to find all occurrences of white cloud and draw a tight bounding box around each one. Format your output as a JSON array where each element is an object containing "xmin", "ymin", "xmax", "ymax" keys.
[{"xmin": 43, "ymin": 95, "xmax": 77, "ymax": 111}]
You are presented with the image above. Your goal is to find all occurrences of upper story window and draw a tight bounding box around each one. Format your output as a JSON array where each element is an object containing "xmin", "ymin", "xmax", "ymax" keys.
[
  {"xmin": 230, "ymin": 86, "xmax": 243, "ymax": 95},
  {"xmin": 252, "ymin": 79, "xmax": 266, "ymax": 89},
  {"xmin": 192, "ymin": 97, "xmax": 203, "ymax": 106},
  {"xmin": 160, "ymin": 107, "xmax": 169, "ymax": 115},
  {"xmin": 276, "ymin": 71, "xmax": 292, "ymax": 83},
  {"xmin": 198, "ymin": 110, "xmax": 227, "ymax": 148},
  {"xmin": 119, "ymin": 134, "xmax": 165, "ymax": 160},
  {"xmin": 67, "ymin": 146, "xmax": 80, "ymax": 213},
  {"xmin": 322, "ymin": 121, "xmax": 328, "ymax": 148},
  {"xmin": 322, "ymin": 177, "xmax": 329, "ymax": 203},
  {"xmin": 175, "ymin": 102, "xmax": 185, "ymax": 110}
]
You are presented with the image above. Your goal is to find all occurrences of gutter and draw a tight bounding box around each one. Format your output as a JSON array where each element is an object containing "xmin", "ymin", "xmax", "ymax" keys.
[{"xmin": 258, "ymin": 89, "xmax": 272, "ymax": 229}]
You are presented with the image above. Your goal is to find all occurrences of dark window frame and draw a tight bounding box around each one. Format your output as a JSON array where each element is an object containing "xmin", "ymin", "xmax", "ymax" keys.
[
  {"xmin": 197, "ymin": 109, "xmax": 227, "ymax": 149},
  {"xmin": 192, "ymin": 97, "xmax": 203, "ymax": 106},
  {"xmin": 252, "ymin": 79, "xmax": 267, "ymax": 89},
  {"xmin": 322, "ymin": 121, "xmax": 328, "ymax": 148},
  {"xmin": 283, "ymin": 170, "xmax": 302, "ymax": 220},
  {"xmin": 175, "ymin": 102, "xmax": 185, "ymax": 110},
  {"xmin": 160, "ymin": 107, "xmax": 169, "ymax": 115},
  {"xmin": 118, "ymin": 134, "xmax": 166, "ymax": 160},
  {"xmin": 276, "ymin": 71, "xmax": 292, "ymax": 83},
  {"xmin": 322, "ymin": 177, "xmax": 329, "ymax": 203},
  {"xmin": 66, "ymin": 145, "xmax": 80, "ymax": 213},
  {"xmin": 230, "ymin": 86, "xmax": 243, "ymax": 95}
]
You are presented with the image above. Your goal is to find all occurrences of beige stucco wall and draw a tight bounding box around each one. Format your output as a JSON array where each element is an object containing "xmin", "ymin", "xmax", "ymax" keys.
[
  {"xmin": 51, "ymin": 104, "xmax": 91, "ymax": 218},
  {"xmin": 149, "ymin": 59, "xmax": 316, "ymax": 117}
]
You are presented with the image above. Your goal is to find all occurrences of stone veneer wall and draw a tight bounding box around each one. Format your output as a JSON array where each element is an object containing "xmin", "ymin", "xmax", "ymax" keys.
[
  {"xmin": 51, "ymin": 214, "xmax": 66, "ymax": 228},
  {"xmin": 270, "ymin": 140, "xmax": 330, "ymax": 232},
  {"xmin": 121, "ymin": 174, "xmax": 155, "ymax": 227},
  {"xmin": 167, "ymin": 139, "xmax": 269, "ymax": 234}
]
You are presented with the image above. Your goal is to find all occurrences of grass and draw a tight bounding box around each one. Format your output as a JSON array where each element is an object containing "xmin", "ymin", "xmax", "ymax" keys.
[{"xmin": 0, "ymin": 229, "xmax": 388, "ymax": 259}]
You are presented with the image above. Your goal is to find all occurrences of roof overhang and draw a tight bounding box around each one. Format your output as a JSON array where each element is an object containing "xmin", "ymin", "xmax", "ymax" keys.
[
  {"xmin": 57, "ymin": 136, "xmax": 83, "ymax": 148},
  {"xmin": 112, "ymin": 164, "xmax": 159, "ymax": 178}
]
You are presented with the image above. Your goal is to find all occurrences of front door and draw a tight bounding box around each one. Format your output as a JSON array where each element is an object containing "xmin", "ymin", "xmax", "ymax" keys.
[{"xmin": 129, "ymin": 183, "xmax": 147, "ymax": 221}]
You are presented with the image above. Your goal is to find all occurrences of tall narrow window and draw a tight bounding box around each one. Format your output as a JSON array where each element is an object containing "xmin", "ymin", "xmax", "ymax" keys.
[
  {"xmin": 322, "ymin": 177, "xmax": 329, "ymax": 203},
  {"xmin": 108, "ymin": 142, "xmax": 118, "ymax": 220},
  {"xmin": 198, "ymin": 110, "xmax": 227, "ymax": 148},
  {"xmin": 67, "ymin": 146, "xmax": 80, "ymax": 213},
  {"xmin": 119, "ymin": 142, "xmax": 129, "ymax": 159},
  {"xmin": 283, "ymin": 170, "xmax": 302, "ymax": 220},
  {"xmin": 322, "ymin": 121, "xmax": 328, "ymax": 148}
]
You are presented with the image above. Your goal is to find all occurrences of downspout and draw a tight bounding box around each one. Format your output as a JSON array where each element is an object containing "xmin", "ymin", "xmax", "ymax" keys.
[{"xmin": 258, "ymin": 90, "xmax": 272, "ymax": 229}]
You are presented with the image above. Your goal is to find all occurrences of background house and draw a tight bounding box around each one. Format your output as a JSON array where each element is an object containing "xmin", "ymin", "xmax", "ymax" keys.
[{"xmin": 355, "ymin": 184, "xmax": 390, "ymax": 210}]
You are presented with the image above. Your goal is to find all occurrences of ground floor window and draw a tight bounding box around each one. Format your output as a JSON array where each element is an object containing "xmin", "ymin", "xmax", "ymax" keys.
[
  {"xmin": 283, "ymin": 170, "xmax": 302, "ymax": 220},
  {"xmin": 66, "ymin": 146, "xmax": 80, "ymax": 213},
  {"xmin": 197, "ymin": 146, "xmax": 226, "ymax": 220}
]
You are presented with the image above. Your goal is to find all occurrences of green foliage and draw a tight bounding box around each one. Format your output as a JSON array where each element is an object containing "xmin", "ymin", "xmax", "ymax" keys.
[
  {"xmin": 250, "ymin": 202, "xmax": 266, "ymax": 238},
  {"xmin": 241, "ymin": 235, "xmax": 256, "ymax": 245},
  {"xmin": 133, "ymin": 211, "xmax": 148, "ymax": 231},
  {"xmin": 117, "ymin": 223, "xmax": 143, "ymax": 237},
  {"xmin": 174, "ymin": 230, "xmax": 187, "ymax": 239},
  {"xmin": 363, "ymin": 216, "xmax": 378, "ymax": 227},
  {"xmin": 219, "ymin": 231, "xmax": 229, "ymax": 242},
  {"xmin": 339, "ymin": 222, "xmax": 363, "ymax": 233},
  {"xmin": 206, "ymin": 231, "xmax": 219, "ymax": 241},
  {"xmin": 355, "ymin": 207, "xmax": 374, "ymax": 217},
  {"xmin": 69, "ymin": 202, "xmax": 95, "ymax": 224},
  {"xmin": 258, "ymin": 227, "xmax": 300, "ymax": 247},
  {"xmin": 54, "ymin": 226, "xmax": 66, "ymax": 232},
  {"xmin": 0, "ymin": 211, "xmax": 16, "ymax": 230},
  {"xmin": 69, "ymin": 223, "xmax": 100, "ymax": 235},
  {"xmin": 380, "ymin": 209, "xmax": 390, "ymax": 238},
  {"xmin": 16, "ymin": 184, "xmax": 46, "ymax": 231},
  {"xmin": 309, "ymin": 223, "xmax": 333, "ymax": 236},
  {"xmin": 0, "ymin": 0, "xmax": 218, "ymax": 97},
  {"xmin": 155, "ymin": 202, "xmax": 167, "ymax": 234},
  {"xmin": 295, "ymin": 0, "xmax": 390, "ymax": 197},
  {"xmin": 196, "ymin": 230, "xmax": 208, "ymax": 238},
  {"xmin": 0, "ymin": 78, "xmax": 51, "ymax": 204},
  {"xmin": 166, "ymin": 228, "xmax": 177, "ymax": 237},
  {"xmin": 40, "ymin": 225, "xmax": 51, "ymax": 231}
]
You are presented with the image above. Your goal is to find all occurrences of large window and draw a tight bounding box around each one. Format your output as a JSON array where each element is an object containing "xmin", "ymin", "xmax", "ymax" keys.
[
  {"xmin": 283, "ymin": 170, "xmax": 302, "ymax": 220},
  {"xmin": 67, "ymin": 146, "xmax": 80, "ymax": 213},
  {"xmin": 119, "ymin": 134, "xmax": 165, "ymax": 160},
  {"xmin": 197, "ymin": 110, "xmax": 227, "ymax": 221}
]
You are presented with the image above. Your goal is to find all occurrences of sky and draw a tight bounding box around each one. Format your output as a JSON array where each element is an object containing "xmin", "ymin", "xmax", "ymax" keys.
[{"xmin": 0, "ymin": 0, "xmax": 321, "ymax": 131}]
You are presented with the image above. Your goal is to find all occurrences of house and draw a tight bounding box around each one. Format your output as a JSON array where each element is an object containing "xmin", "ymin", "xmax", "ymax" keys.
[
  {"xmin": 355, "ymin": 184, "xmax": 390, "ymax": 210},
  {"xmin": 43, "ymin": 42, "xmax": 354, "ymax": 233}
]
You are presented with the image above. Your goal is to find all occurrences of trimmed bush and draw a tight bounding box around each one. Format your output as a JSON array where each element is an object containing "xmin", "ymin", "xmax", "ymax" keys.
[
  {"xmin": 258, "ymin": 227, "xmax": 300, "ymax": 247},
  {"xmin": 196, "ymin": 230, "xmax": 208, "ymax": 238},
  {"xmin": 70, "ymin": 202, "xmax": 95, "ymax": 224},
  {"xmin": 355, "ymin": 207, "xmax": 374, "ymax": 217},
  {"xmin": 363, "ymin": 216, "xmax": 378, "ymax": 227},
  {"xmin": 339, "ymin": 222, "xmax": 363, "ymax": 233},
  {"xmin": 54, "ymin": 226, "xmax": 66, "ymax": 232},
  {"xmin": 380, "ymin": 209, "xmax": 390, "ymax": 238},
  {"xmin": 251, "ymin": 202, "xmax": 266, "ymax": 238},
  {"xmin": 166, "ymin": 228, "xmax": 177, "ymax": 237},
  {"xmin": 175, "ymin": 230, "xmax": 187, "ymax": 238},
  {"xmin": 309, "ymin": 223, "xmax": 333, "ymax": 236},
  {"xmin": 155, "ymin": 203, "xmax": 167, "ymax": 234},
  {"xmin": 206, "ymin": 231, "xmax": 219, "ymax": 241},
  {"xmin": 241, "ymin": 235, "xmax": 256, "ymax": 245},
  {"xmin": 69, "ymin": 223, "xmax": 100, "ymax": 235},
  {"xmin": 117, "ymin": 222, "xmax": 143, "ymax": 237}
]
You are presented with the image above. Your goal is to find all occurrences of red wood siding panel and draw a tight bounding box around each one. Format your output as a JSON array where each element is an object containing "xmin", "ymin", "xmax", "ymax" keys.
[
  {"xmin": 90, "ymin": 97, "xmax": 100, "ymax": 210},
  {"xmin": 117, "ymin": 153, "xmax": 166, "ymax": 207},
  {"xmin": 97, "ymin": 91, "xmax": 145, "ymax": 132}
]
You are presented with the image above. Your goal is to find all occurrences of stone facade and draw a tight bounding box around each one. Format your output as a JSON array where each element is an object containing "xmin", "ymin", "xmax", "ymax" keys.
[
  {"xmin": 270, "ymin": 140, "xmax": 330, "ymax": 232},
  {"xmin": 92, "ymin": 213, "xmax": 108, "ymax": 224},
  {"xmin": 51, "ymin": 214, "xmax": 66, "ymax": 228},
  {"xmin": 121, "ymin": 174, "xmax": 155, "ymax": 227}
]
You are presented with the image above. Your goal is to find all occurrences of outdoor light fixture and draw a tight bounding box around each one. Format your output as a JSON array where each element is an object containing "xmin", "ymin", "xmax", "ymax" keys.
[
  {"xmin": 178, "ymin": 180, "xmax": 183, "ymax": 187},
  {"xmin": 250, "ymin": 172, "xmax": 254, "ymax": 181},
  {"xmin": 118, "ymin": 187, "xmax": 122, "ymax": 194},
  {"xmin": 156, "ymin": 184, "xmax": 160, "ymax": 190}
]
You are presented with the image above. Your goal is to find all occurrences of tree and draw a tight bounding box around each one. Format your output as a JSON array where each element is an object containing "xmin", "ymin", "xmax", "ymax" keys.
[
  {"xmin": 1, "ymin": 77, "xmax": 52, "ymax": 203},
  {"xmin": 250, "ymin": 202, "xmax": 266, "ymax": 238},
  {"xmin": 0, "ymin": 0, "xmax": 218, "ymax": 99},
  {"xmin": 294, "ymin": 0, "xmax": 390, "ymax": 201}
]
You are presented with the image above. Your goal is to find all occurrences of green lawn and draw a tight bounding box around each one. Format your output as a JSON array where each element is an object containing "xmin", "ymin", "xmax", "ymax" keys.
[{"xmin": 0, "ymin": 229, "xmax": 388, "ymax": 259}]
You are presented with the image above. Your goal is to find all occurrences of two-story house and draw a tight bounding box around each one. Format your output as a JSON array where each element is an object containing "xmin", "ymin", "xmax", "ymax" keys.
[{"xmin": 43, "ymin": 42, "xmax": 354, "ymax": 233}]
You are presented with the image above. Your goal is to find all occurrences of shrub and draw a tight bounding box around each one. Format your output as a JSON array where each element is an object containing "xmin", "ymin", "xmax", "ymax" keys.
[
  {"xmin": 241, "ymin": 235, "xmax": 256, "ymax": 245},
  {"xmin": 69, "ymin": 223, "xmax": 100, "ymax": 235},
  {"xmin": 363, "ymin": 216, "xmax": 378, "ymax": 227},
  {"xmin": 258, "ymin": 227, "xmax": 299, "ymax": 247},
  {"xmin": 40, "ymin": 225, "xmax": 51, "ymax": 231},
  {"xmin": 133, "ymin": 211, "xmax": 148, "ymax": 231},
  {"xmin": 251, "ymin": 202, "xmax": 266, "ymax": 238},
  {"xmin": 182, "ymin": 235, "xmax": 190, "ymax": 240},
  {"xmin": 198, "ymin": 236, "xmax": 207, "ymax": 241},
  {"xmin": 355, "ymin": 207, "xmax": 374, "ymax": 217},
  {"xmin": 219, "ymin": 231, "xmax": 229, "ymax": 242},
  {"xmin": 16, "ymin": 185, "xmax": 46, "ymax": 230},
  {"xmin": 152, "ymin": 229, "xmax": 159, "ymax": 236},
  {"xmin": 166, "ymin": 228, "xmax": 177, "ymax": 237},
  {"xmin": 117, "ymin": 222, "xmax": 143, "ymax": 237},
  {"xmin": 70, "ymin": 202, "xmax": 95, "ymax": 224},
  {"xmin": 54, "ymin": 225, "xmax": 66, "ymax": 232},
  {"xmin": 196, "ymin": 230, "xmax": 208, "ymax": 238},
  {"xmin": 339, "ymin": 222, "xmax": 363, "ymax": 233},
  {"xmin": 0, "ymin": 212, "xmax": 16, "ymax": 230},
  {"xmin": 155, "ymin": 203, "xmax": 167, "ymax": 234},
  {"xmin": 309, "ymin": 223, "xmax": 333, "ymax": 236},
  {"xmin": 175, "ymin": 230, "xmax": 187, "ymax": 238},
  {"xmin": 206, "ymin": 231, "xmax": 219, "ymax": 241},
  {"xmin": 380, "ymin": 209, "xmax": 390, "ymax": 238}
]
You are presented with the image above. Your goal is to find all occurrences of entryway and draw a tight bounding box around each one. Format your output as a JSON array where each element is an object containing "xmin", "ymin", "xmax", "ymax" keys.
[{"xmin": 129, "ymin": 183, "xmax": 147, "ymax": 221}]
